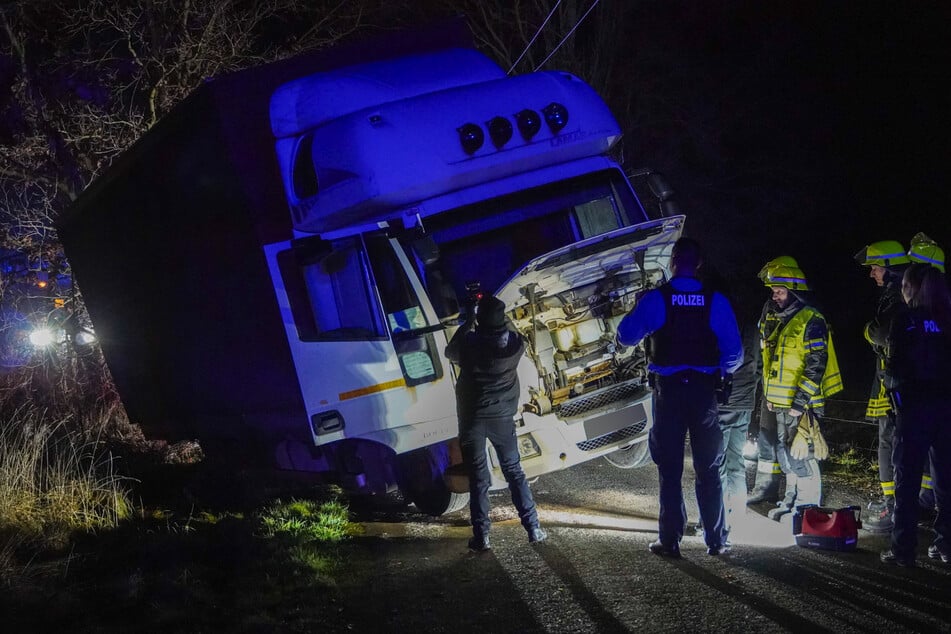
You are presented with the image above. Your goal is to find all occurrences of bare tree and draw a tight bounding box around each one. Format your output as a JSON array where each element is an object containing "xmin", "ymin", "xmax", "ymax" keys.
[{"xmin": 0, "ymin": 0, "xmax": 373, "ymax": 428}]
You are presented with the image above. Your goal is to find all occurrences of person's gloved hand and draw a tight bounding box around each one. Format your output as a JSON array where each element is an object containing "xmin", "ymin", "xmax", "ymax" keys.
[
  {"xmin": 790, "ymin": 424, "xmax": 812, "ymax": 460},
  {"xmin": 809, "ymin": 415, "xmax": 829, "ymax": 461}
]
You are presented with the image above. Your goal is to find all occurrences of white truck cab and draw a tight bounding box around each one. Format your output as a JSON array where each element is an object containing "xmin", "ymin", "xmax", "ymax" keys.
[{"xmin": 264, "ymin": 47, "xmax": 683, "ymax": 513}]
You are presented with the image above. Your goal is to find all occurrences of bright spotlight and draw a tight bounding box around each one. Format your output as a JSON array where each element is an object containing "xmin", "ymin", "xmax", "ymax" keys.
[{"xmin": 29, "ymin": 328, "xmax": 56, "ymax": 348}]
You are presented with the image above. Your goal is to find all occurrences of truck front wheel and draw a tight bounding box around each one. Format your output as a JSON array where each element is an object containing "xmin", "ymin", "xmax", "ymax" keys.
[
  {"xmin": 603, "ymin": 439, "xmax": 652, "ymax": 469},
  {"xmin": 397, "ymin": 444, "xmax": 469, "ymax": 516}
]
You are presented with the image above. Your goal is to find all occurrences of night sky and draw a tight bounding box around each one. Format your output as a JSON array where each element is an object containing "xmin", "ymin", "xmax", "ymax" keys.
[{"xmin": 612, "ymin": 2, "xmax": 950, "ymax": 398}]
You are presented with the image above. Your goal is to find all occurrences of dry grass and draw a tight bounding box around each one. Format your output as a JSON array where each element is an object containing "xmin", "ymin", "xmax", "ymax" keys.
[{"xmin": 0, "ymin": 405, "xmax": 132, "ymax": 576}]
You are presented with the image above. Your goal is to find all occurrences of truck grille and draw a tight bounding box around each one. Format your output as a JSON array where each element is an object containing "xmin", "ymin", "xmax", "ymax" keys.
[
  {"xmin": 557, "ymin": 380, "xmax": 644, "ymax": 418},
  {"xmin": 576, "ymin": 421, "xmax": 647, "ymax": 452}
]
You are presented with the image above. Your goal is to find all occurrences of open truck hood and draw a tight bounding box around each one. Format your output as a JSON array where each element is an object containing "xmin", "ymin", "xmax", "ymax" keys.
[{"xmin": 495, "ymin": 215, "xmax": 685, "ymax": 309}]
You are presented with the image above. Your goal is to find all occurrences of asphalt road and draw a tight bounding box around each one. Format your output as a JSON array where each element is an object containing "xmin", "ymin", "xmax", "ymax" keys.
[{"xmin": 345, "ymin": 454, "xmax": 951, "ymax": 633}]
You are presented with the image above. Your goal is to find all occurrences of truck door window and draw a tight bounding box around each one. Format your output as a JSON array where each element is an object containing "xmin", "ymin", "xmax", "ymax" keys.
[
  {"xmin": 278, "ymin": 236, "xmax": 386, "ymax": 341},
  {"xmin": 365, "ymin": 234, "xmax": 444, "ymax": 386}
]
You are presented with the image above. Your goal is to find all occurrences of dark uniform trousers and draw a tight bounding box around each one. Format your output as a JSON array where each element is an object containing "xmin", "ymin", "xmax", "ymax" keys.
[
  {"xmin": 650, "ymin": 370, "xmax": 727, "ymax": 548},
  {"xmin": 891, "ymin": 397, "xmax": 951, "ymax": 558}
]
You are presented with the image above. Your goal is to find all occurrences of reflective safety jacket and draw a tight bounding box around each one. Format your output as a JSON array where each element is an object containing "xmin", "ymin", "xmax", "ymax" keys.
[
  {"xmin": 764, "ymin": 303, "xmax": 843, "ymax": 413},
  {"xmin": 757, "ymin": 299, "xmax": 781, "ymax": 376},
  {"xmin": 864, "ymin": 281, "xmax": 905, "ymax": 418}
]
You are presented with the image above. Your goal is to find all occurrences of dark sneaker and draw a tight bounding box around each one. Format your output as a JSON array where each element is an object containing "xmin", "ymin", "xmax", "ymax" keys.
[
  {"xmin": 865, "ymin": 499, "xmax": 895, "ymax": 533},
  {"xmin": 528, "ymin": 527, "xmax": 548, "ymax": 543},
  {"xmin": 707, "ymin": 543, "xmax": 732, "ymax": 556},
  {"xmin": 648, "ymin": 540, "xmax": 681, "ymax": 559},
  {"xmin": 927, "ymin": 544, "xmax": 950, "ymax": 563},
  {"xmin": 880, "ymin": 549, "xmax": 915, "ymax": 567},
  {"xmin": 468, "ymin": 535, "xmax": 491, "ymax": 552}
]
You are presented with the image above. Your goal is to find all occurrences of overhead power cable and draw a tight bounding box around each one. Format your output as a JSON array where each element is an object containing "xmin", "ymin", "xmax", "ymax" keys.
[
  {"xmin": 533, "ymin": 0, "xmax": 602, "ymax": 72},
  {"xmin": 507, "ymin": 0, "xmax": 563, "ymax": 75}
]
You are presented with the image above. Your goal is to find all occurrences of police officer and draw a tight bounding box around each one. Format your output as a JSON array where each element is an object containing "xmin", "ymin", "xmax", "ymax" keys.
[
  {"xmin": 906, "ymin": 233, "xmax": 945, "ymax": 512},
  {"xmin": 761, "ymin": 265, "xmax": 843, "ymax": 521},
  {"xmin": 747, "ymin": 256, "xmax": 800, "ymax": 505},
  {"xmin": 880, "ymin": 263, "xmax": 951, "ymax": 566},
  {"xmin": 617, "ymin": 238, "xmax": 743, "ymax": 557},
  {"xmin": 855, "ymin": 240, "xmax": 911, "ymax": 531}
]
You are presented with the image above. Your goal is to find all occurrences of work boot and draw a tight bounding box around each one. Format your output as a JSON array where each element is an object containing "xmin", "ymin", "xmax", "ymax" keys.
[
  {"xmin": 747, "ymin": 472, "xmax": 781, "ymax": 504},
  {"xmin": 468, "ymin": 534, "xmax": 491, "ymax": 552},
  {"xmin": 767, "ymin": 475, "xmax": 797, "ymax": 521},
  {"xmin": 865, "ymin": 497, "xmax": 895, "ymax": 533},
  {"xmin": 528, "ymin": 527, "xmax": 548, "ymax": 543}
]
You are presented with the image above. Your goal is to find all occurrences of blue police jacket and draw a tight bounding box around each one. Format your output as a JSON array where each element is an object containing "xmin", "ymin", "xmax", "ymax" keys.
[{"xmin": 617, "ymin": 275, "xmax": 743, "ymax": 376}]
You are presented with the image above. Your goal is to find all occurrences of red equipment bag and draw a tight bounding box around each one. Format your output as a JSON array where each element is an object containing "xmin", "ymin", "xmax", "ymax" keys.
[{"xmin": 793, "ymin": 505, "xmax": 862, "ymax": 551}]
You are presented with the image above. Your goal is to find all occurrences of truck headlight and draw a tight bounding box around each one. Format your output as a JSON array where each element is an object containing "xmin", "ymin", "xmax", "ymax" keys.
[{"xmin": 28, "ymin": 327, "xmax": 56, "ymax": 348}]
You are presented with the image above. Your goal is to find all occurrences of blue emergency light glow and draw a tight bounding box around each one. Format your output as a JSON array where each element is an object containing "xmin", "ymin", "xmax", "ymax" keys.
[
  {"xmin": 543, "ymin": 102, "xmax": 569, "ymax": 133},
  {"xmin": 457, "ymin": 123, "xmax": 484, "ymax": 155},
  {"xmin": 515, "ymin": 109, "xmax": 542, "ymax": 140},
  {"xmin": 487, "ymin": 116, "xmax": 513, "ymax": 148}
]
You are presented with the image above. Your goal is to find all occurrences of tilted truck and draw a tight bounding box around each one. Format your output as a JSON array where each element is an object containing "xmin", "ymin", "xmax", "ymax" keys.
[{"xmin": 58, "ymin": 22, "xmax": 684, "ymax": 515}]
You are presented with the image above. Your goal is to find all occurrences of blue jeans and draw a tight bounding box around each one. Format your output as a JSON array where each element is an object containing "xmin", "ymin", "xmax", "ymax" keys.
[
  {"xmin": 719, "ymin": 409, "xmax": 751, "ymax": 525},
  {"xmin": 650, "ymin": 371, "xmax": 726, "ymax": 549},
  {"xmin": 459, "ymin": 416, "xmax": 539, "ymax": 537}
]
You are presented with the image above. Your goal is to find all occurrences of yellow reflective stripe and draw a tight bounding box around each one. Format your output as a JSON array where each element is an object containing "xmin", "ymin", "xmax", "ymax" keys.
[
  {"xmin": 801, "ymin": 377, "xmax": 820, "ymax": 395},
  {"xmin": 863, "ymin": 322, "xmax": 874, "ymax": 345},
  {"xmin": 804, "ymin": 338, "xmax": 826, "ymax": 350},
  {"xmin": 865, "ymin": 396, "xmax": 891, "ymax": 418},
  {"xmin": 921, "ymin": 474, "xmax": 934, "ymax": 490},
  {"xmin": 339, "ymin": 378, "xmax": 407, "ymax": 401},
  {"xmin": 756, "ymin": 461, "xmax": 782, "ymax": 475},
  {"xmin": 881, "ymin": 481, "xmax": 895, "ymax": 495}
]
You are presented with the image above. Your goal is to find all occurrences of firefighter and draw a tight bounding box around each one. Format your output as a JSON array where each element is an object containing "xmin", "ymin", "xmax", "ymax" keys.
[
  {"xmin": 617, "ymin": 238, "xmax": 743, "ymax": 557},
  {"xmin": 907, "ymin": 232, "xmax": 945, "ymax": 273},
  {"xmin": 906, "ymin": 233, "xmax": 945, "ymax": 513},
  {"xmin": 761, "ymin": 265, "xmax": 843, "ymax": 521},
  {"xmin": 880, "ymin": 263, "xmax": 951, "ymax": 566},
  {"xmin": 747, "ymin": 256, "xmax": 800, "ymax": 505},
  {"xmin": 855, "ymin": 240, "xmax": 911, "ymax": 532}
]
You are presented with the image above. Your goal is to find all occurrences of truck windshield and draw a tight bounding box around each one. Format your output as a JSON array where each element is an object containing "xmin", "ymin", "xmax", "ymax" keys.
[{"xmin": 405, "ymin": 169, "xmax": 646, "ymax": 319}]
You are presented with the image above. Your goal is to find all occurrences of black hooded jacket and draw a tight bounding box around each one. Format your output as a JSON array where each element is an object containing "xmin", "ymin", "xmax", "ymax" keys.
[{"xmin": 445, "ymin": 319, "xmax": 526, "ymax": 422}]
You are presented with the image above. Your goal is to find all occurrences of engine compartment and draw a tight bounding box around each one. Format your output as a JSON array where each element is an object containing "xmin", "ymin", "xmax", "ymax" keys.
[{"xmin": 509, "ymin": 267, "xmax": 666, "ymax": 417}]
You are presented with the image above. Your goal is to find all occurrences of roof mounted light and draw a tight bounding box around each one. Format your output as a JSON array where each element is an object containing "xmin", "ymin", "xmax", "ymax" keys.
[
  {"xmin": 457, "ymin": 123, "xmax": 484, "ymax": 155},
  {"xmin": 515, "ymin": 109, "xmax": 541, "ymax": 140},
  {"xmin": 542, "ymin": 102, "xmax": 569, "ymax": 133},
  {"xmin": 487, "ymin": 116, "xmax": 513, "ymax": 149}
]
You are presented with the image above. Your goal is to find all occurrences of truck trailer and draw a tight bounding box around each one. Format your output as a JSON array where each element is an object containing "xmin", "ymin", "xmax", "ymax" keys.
[{"xmin": 58, "ymin": 22, "xmax": 683, "ymax": 515}]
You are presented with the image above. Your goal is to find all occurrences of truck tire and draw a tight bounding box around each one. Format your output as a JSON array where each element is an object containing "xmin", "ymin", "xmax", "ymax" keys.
[
  {"xmin": 397, "ymin": 444, "xmax": 469, "ymax": 516},
  {"xmin": 603, "ymin": 440, "xmax": 652, "ymax": 469}
]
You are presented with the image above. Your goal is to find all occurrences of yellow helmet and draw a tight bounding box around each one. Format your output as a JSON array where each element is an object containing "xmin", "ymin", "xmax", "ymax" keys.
[
  {"xmin": 763, "ymin": 264, "xmax": 810, "ymax": 291},
  {"xmin": 757, "ymin": 255, "xmax": 800, "ymax": 281},
  {"xmin": 854, "ymin": 240, "xmax": 910, "ymax": 267},
  {"xmin": 907, "ymin": 232, "xmax": 945, "ymax": 273}
]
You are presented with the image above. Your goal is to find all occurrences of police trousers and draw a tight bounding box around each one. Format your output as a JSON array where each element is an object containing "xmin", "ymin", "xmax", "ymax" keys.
[
  {"xmin": 891, "ymin": 396, "xmax": 951, "ymax": 558},
  {"xmin": 650, "ymin": 371, "xmax": 726, "ymax": 549}
]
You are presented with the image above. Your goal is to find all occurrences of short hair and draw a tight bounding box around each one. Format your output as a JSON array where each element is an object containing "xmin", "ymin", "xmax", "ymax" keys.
[{"xmin": 671, "ymin": 237, "xmax": 702, "ymax": 270}]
